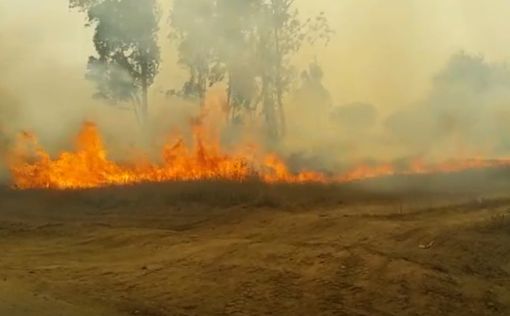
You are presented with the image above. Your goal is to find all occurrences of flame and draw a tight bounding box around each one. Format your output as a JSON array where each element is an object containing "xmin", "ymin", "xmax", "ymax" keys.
[
  {"xmin": 8, "ymin": 121, "xmax": 328, "ymax": 189},
  {"xmin": 407, "ymin": 157, "xmax": 510, "ymax": 174},
  {"xmin": 7, "ymin": 120, "xmax": 510, "ymax": 190},
  {"xmin": 261, "ymin": 154, "xmax": 327, "ymax": 184},
  {"xmin": 337, "ymin": 164, "xmax": 395, "ymax": 182}
]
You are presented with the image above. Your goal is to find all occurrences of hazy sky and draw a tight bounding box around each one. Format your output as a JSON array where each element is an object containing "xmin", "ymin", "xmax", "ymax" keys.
[
  {"xmin": 299, "ymin": 0, "xmax": 510, "ymax": 111},
  {"xmin": 2, "ymin": 0, "xmax": 510, "ymax": 127}
]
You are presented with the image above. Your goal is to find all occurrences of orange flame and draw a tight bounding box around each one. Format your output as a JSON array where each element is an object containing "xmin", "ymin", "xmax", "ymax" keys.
[
  {"xmin": 7, "ymin": 121, "xmax": 510, "ymax": 190},
  {"xmin": 8, "ymin": 121, "xmax": 328, "ymax": 189},
  {"xmin": 337, "ymin": 164, "xmax": 395, "ymax": 182}
]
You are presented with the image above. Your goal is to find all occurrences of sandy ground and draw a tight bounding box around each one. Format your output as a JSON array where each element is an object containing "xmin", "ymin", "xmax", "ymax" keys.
[{"xmin": 0, "ymin": 173, "xmax": 509, "ymax": 315}]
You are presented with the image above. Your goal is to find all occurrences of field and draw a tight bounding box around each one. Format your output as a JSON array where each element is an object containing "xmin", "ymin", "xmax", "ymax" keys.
[{"xmin": 1, "ymin": 170, "xmax": 510, "ymax": 316}]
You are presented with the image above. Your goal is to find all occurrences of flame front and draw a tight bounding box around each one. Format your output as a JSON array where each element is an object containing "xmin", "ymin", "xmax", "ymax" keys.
[
  {"xmin": 8, "ymin": 121, "xmax": 326, "ymax": 189},
  {"xmin": 8, "ymin": 121, "xmax": 510, "ymax": 190}
]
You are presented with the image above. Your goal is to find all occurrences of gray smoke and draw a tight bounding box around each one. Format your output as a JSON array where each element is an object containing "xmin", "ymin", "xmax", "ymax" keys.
[
  {"xmin": 2, "ymin": 1, "xmax": 510, "ymax": 178},
  {"xmin": 385, "ymin": 52, "xmax": 510, "ymax": 160}
]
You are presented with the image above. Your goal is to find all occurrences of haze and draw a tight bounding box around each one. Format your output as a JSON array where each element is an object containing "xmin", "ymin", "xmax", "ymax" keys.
[{"xmin": 2, "ymin": 0, "xmax": 510, "ymax": 171}]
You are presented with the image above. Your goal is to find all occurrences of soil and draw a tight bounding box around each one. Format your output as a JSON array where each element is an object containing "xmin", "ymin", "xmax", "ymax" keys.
[{"xmin": 0, "ymin": 172, "xmax": 509, "ymax": 315}]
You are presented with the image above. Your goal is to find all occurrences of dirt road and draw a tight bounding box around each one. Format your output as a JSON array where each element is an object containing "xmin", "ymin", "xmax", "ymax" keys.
[{"xmin": 0, "ymin": 177, "xmax": 509, "ymax": 315}]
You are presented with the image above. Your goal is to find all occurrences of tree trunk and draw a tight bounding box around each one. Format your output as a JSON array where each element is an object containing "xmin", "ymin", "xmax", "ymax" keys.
[
  {"xmin": 198, "ymin": 68, "xmax": 207, "ymax": 108},
  {"xmin": 131, "ymin": 94, "xmax": 143, "ymax": 126},
  {"xmin": 262, "ymin": 75, "xmax": 278, "ymax": 141},
  {"xmin": 227, "ymin": 70, "xmax": 233, "ymax": 123},
  {"xmin": 273, "ymin": 26, "xmax": 285, "ymax": 139},
  {"xmin": 140, "ymin": 61, "xmax": 149, "ymax": 126},
  {"xmin": 141, "ymin": 80, "xmax": 148, "ymax": 124}
]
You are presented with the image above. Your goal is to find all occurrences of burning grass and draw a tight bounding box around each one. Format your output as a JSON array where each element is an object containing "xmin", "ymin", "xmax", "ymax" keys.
[
  {"xmin": 7, "ymin": 115, "xmax": 510, "ymax": 190},
  {"xmin": 5, "ymin": 165, "xmax": 510, "ymax": 212},
  {"xmin": 7, "ymin": 121, "xmax": 329, "ymax": 190}
]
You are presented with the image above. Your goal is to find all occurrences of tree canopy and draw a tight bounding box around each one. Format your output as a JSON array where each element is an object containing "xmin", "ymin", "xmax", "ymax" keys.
[
  {"xmin": 73, "ymin": 0, "xmax": 160, "ymax": 125},
  {"xmin": 71, "ymin": 0, "xmax": 331, "ymax": 137},
  {"xmin": 169, "ymin": 0, "xmax": 332, "ymax": 140}
]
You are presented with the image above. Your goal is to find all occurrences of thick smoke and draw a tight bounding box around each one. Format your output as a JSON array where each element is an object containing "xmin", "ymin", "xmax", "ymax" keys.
[
  {"xmin": 0, "ymin": 0, "xmax": 192, "ymax": 159},
  {"xmin": 0, "ymin": 87, "xmax": 20, "ymax": 180},
  {"xmin": 385, "ymin": 52, "xmax": 510, "ymax": 160},
  {"xmin": 3, "ymin": 0, "xmax": 510, "ymax": 180},
  {"xmin": 283, "ymin": 52, "xmax": 510, "ymax": 171}
]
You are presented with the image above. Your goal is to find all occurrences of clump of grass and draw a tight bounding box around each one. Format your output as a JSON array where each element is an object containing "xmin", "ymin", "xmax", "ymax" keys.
[
  {"xmin": 487, "ymin": 213, "xmax": 509, "ymax": 230},
  {"xmin": 477, "ymin": 211, "xmax": 510, "ymax": 233}
]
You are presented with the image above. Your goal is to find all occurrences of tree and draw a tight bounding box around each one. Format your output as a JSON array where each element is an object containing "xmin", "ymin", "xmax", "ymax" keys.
[
  {"xmin": 292, "ymin": 61, "xmax": 332, "ymax": 122},
  {"xmin": 247, "ymin": 0, "xmax": 332, "ymax": 140},
  {"xmin": 169, "ymin": 0, "xmax": 223, "ymax": 107},
  {"xmin": 72, "ymin": 0, "xmax": 160, "ymax": 126},
  {"xmin": 215, "ymin": 0, "xmax": 261, "ymax": 125},
  {"xmin": 169, "ymin": 0, "xmax": 262, "ymax": 124},
  {"xmin": 69, "ymin": 0, "xmax": 99, "ymax": 10},
  {"xmin": 169, "ymin": 0, "xmax": 331, "ymax": 140}
]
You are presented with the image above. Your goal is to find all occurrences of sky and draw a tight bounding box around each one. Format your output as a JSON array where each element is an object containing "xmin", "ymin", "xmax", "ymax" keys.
[{"xmin": 2, "ymin": 0, "xmax": 510, "ymax": 137}]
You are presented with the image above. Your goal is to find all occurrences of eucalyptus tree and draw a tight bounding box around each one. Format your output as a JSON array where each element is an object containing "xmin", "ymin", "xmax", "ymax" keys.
[
  {"xmin": 254, "ymin": 0, "xmax": 332, "ymax": 140},
  {"xmin": 168, "ymin": 0, "xmax": 222, "ymax": 107},
  {"xmin": 169, "ymin": 0, "xmax": 331, "ymax": 134},
  {"xmin": 71, "ymin": 0, "xmax": 161, "ymax": 126}
]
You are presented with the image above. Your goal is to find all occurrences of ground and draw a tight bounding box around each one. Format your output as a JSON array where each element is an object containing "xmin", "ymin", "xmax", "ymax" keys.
[{"xmin": 0, "ymin": 171, "xmax": 509, "ymax": 316}]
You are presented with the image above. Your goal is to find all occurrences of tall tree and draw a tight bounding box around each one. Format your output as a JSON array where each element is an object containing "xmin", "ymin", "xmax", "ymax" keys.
[
  {"xmin": 69, "ymin": 0, "xmax": 99, "ymax": 10},
  {"xmin": 169, "ymin": 0, "xmax": 259, "ymax": 117},
  {"xmin": 214, "ymin": 0, "xmax": 261, "ymax": 125},
  {"xmin": 255, "ymin": 0, "xmax": 332, "ymax": 140},
  {"xmin": 295, "ymin": 61, "xmax": 332, "ymax": 111},
  {"xmin": 169, "ymin": 0, "xmax": 331, "ymax": 140},
  {"xmin": 167, "ymin": 0, "xmax": 260, "ymax": 123},
  {"xmin": 72, "ymin": 0, "xmax": 160, "ymax": 125},
  {"xmin": 169, "ymin": 0, "xmax": 222, "ymax": 107}
]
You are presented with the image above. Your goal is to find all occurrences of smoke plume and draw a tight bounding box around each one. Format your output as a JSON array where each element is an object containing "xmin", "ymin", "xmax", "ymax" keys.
[{"xmin": 3, "ymin": 0, "xmax": 510, "ymax": 181}]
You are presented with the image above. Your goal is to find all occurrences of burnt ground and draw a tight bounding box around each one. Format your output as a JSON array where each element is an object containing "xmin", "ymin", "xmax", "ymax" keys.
[{"xmin": 0, "ymin": 170, "xmax": 510, "ymax": 315}]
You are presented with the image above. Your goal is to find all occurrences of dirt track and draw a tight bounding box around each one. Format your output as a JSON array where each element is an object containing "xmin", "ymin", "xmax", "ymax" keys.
[{"xmin": 0, "ymin": 174, "xmax": 510, "ymax": 315}]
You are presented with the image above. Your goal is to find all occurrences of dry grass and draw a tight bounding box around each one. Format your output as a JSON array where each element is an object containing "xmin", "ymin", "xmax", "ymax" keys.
[
  {"xmin": 481, "ymin": 212, "xmax": 510, "ymax": 232},
  {"xmin": 0, "ymin": 167, "xmax": 507, "ymax": 204},
  {"xmin": 2, "ymin": 166, "xmax": 510, "ymax": 221}
]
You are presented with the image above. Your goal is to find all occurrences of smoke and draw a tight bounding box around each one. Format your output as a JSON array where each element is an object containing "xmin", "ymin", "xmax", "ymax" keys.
[
  {"xmin": 385, "ymin": 52, "xmax": 510, "ymax": 160},
  {"xmin": 0, "ymin": 87, "xmax": 20, "ymax": 180},
  {"xmin": 0, "ymin": 0, "xmax": 190, "ymax": 157},
  {"xmin": 3, "ymin": 0, "xmax": 510, "ymax": 180},
  {"xmin": 283, "ymin": 52, "xmax": 510, "ymax": 172},
  {"xmin": 0, "ymin": 1, "xmax": 100, "ymax": 143}
]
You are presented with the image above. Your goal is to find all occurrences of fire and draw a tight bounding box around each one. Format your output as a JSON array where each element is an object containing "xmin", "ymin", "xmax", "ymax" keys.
[
  {"xmin": 407, "ymin": 157, "xmax": 510, "ymax": 174},
  {"xmin": 8, "ymin": 121, "xmax": 326, "ymax": 189},
  {"xmin": 7, "ymin": 120, "xmax": 510, "ymax": 190},
  {"xmin": 337, "ymin": 164, "xmax": 395, "ymax": 182},
  {"xmin": 261, "ymin": 154, "xmax": 327, "ymax": 184}
]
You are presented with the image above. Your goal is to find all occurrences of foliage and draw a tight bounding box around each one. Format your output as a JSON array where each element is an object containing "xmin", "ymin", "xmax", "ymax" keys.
[
  {"xmin": 169, "ymin": 0, "xmax": 332, "ymax": 140},
  {"xmin": 72, "ymin": 0, "xmax": 331, "ymax": 133},
  {"xmin": 69, "ymin": 0, "xmax": 101, "ymax": 11},
  {"xmin": 72, "ymin": 0, "xmax": 161, "ymax": 124},
  {"xmin": 254, "ymin": 0, "xmax": 333, "ymax": 139}
]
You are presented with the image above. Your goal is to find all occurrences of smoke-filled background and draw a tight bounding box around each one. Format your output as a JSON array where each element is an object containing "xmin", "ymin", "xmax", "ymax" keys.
[{"xmin": 2, "ymin": 0, "xmax": 510, "ymax": 178}]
